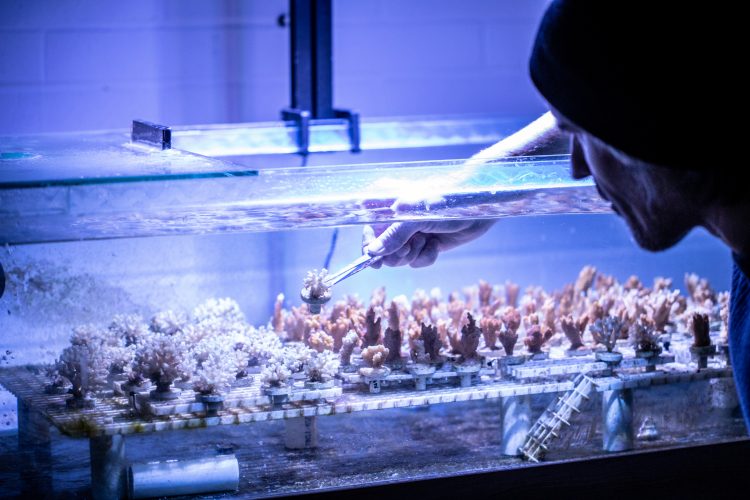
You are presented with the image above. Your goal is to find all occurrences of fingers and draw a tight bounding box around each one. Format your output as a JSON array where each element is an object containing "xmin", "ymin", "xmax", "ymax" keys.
[
  {"xmin": 410, "ymin": 237, "xmax": 440, "ymax": 268},
  {"xmin": 365, "ymin": 222, "xmax": 424, "ymax": 256}
]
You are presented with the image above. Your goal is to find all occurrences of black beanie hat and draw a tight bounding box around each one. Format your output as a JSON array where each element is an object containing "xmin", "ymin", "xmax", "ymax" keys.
[{"xmin": 529, "ymin": 1, "xmax": 730, "ymax": 169}]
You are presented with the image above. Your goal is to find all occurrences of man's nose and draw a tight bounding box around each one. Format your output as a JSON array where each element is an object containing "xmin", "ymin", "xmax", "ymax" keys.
[{"xmin": 570, "ymin": 136, "xmax": 591, "ymax": 179}]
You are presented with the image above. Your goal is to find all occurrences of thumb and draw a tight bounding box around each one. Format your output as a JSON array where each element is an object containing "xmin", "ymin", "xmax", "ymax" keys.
[{"xmin": 366, "ymin": 222, "xmax": 425, "ymax": 256}]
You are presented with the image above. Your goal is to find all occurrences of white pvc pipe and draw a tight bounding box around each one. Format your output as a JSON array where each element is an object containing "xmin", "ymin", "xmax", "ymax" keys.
[{"xmin": 129, "ymin": 455, "xmax": 239, "ymax": 499}]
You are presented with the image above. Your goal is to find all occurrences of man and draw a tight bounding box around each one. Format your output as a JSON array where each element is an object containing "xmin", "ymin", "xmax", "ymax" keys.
[{"xmin": 363, "ymin": 1, "xmax": 749, "ymax": 426}]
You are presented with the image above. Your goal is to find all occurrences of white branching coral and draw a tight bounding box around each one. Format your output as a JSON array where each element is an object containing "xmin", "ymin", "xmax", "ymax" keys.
[
  {"xmin": 303, "ymin": 269, "xmax": 331, "ymax": 300},
  {"xmin": 240, "ymin": 326, "xmax": 282, "ymax": 365},
  {"xmin": 110, "ymin": 314, "xmax": 150, "ymax": 346},
  {"xmin": 56, "ymin": 344, "xmax": 109, "ymax": 399},
  {"xmin": 150, "ymin": 310, "xmax": 189, "ymax": 337},
  {"xmin": 281, "ymin": 343, "xmax": 314, "ymax": 375},
  {"xmin": 189, "ymin": 333, "xmax": 250, "ymax": 394},
  {"xmin": 133, "ymin": 333, "xmax": 193, "ymax": 392},
  {"xmin": 305, "ymin": 350, "xmax": 340, "ymax": 382},
  {"xmin": 340, "ymin": 330, "xmax": 360, "ymax": 366},
  {"xmin": 191, "ymin": 343, "xmax": 248, "ymax": 395},
  {"xmin": 260, "ymin": 356, "xmax": 292, "ymax": 387},
  {"xmin": 193, "ymin": 298, "xmax": 246, "ymax": 331}
]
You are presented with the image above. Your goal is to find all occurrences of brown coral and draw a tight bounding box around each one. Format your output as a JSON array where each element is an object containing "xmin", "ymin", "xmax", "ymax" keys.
[
  {"xmin": 383, "ymin": 302, "xmax": 402, "ymax": 363},
  {"xmin": 458, "ymin": 313, "xmax": 481, "ymax": 361},
  {"xmin": 363, "ymin": 306, "xmax": 382, "ymax": 348},
  {"xmin": 690, "ymin": 312, "xmax": 711, "ymax": 348},
  {"xmin": 560, "ymin": 314, "xmax": 588, "ymax": 351},
  {"xmin": 419, "ymin": 323, "xmax": 444, "ymax": 362},
  {"xmin": 524, "ymin": 324, "xmax": 553, "ymax": 354},
  {"xmin": 499, "ymin": 307, "xmax": 521, "ymax": 355}
]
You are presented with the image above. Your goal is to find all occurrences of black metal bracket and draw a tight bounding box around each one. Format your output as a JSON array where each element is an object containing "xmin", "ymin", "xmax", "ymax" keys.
[
  {"xmin": 281, "ymin": 0, "xmax": 360, "ymax": 155},
  {"xmin": 131, "ymin": 120, "xmax": 171, "ymax": 150}
]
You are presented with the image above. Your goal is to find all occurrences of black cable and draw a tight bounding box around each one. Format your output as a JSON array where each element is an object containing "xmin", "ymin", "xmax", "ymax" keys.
[{"xmin": 323, "ymin": 228, "xmax": 339, "ymax": 271}]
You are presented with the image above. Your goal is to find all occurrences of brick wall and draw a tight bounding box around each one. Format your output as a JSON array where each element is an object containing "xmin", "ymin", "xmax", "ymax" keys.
[{"xmin": 0, "ymin": 0, "xmax": 549, "ymax": 134}]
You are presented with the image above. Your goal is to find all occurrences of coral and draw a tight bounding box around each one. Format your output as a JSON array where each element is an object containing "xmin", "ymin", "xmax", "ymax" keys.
[
  {"xmin": 689, "ymin": 312, "xmax": 711, "ymax": 348},
  {"xmin": 325, "ymin": 316, "xmax": 351, "ymax": 351},
  {"xmin": 447, "ymin": 299, "xmax": 467, "ymax": 329},
  {"xmin": 133, "ymin": 333, "xmax": 192, "ymax": 391},
  {"xmin": 653, "ymin": 277, "xmax": 673, "ymax": 292},
  {"xmin": 191, "ymin": 335, "xmax": 249, "ymax": 395},
  {"xmin": 383, "ymin": 302, "xmax": 402, "ymax": 363},
  {"xmin": 480, "ymin": 315, "xmax": 501, "ymax": 350},
  {"xmin": 261, "ymin": 356, "xmax": 292, "ymax": 387},
  {"xmin": 149, "ymin": 310, "xmax": 188, "ymax": 337},
  {"xmin": 240, "ymin": 326, "xmax": 283, "ymax": 365},
  {"xmin": 718, "ymin": 291, "xmax": 730, "ymax": 344},
  {"xmin": 589, "ymin": 316, "xmax": 623, "ymax": 352},
  {"xmin": 505, "ymin": 281, "xmax": 520, "ymax": 308},
  {"xmin": 280, "ymin": 343, "xmax": 314, "ymax": 375},
  {"xmin": 420, "ymin": 323, "xmax": 444, "ymax": 362},
  {"xmin": 361, "ymin": 345, "xmax": 389, "ymax": 369},
  {"xmin": 340, "ymin": 330, "xmax": 360, "ymax": 366},
  {"xmin": 272, "ymin": 293, "xmax": 285, "ymax": 333},
  {"xmin": 370, "ymin": 286, "xmax": 387, "ymax": 309},
  {"xmin": 56, "ymin": 344, "xmax": 109, "ymax": 399},
  {"xmin": 541, "ymin": 298, "xmax": 557, "ymax": 334},
  {"xmin": 524, "ymin": 324, "xmax": 553, "ymax": 354},
  {"xmin": 283, "ymin": 304, "xmax": 311, "ymax": 342},
  {"xmin": 194, "ymin": 297, "xmax": 245, "ymax": 327},
  {"xmin": 631, "ymin": 317, "xmax": 660, "ymax": 352},
  {"xmin": 363, "ymin": 306, "xmax": 382, "ymax": 348},
  {"xmin": 110, "ymin": 314, "xmax": 150, "ymax": 346},
  {"xmin": 560, "ymin": 314, "xmax": 588, "ymax": 350},
  {"xmin": 478, "ymin": 280, "xmax": 493, "ymax": 308},
  {"xmin": 410, "ymin": 339, "xmax": 429, "ymax": 364},
  {"xmin": 644, "ymin": 289, "xmax": 679, "ymax": 332},
  {"xmin": 457, "ymin": 313, "xmax": 481, "ymax": 361},
  {"xmin": 307, "ymin": 329, "xmax": 334, "ymax": 353},
  {"xmin": 623, "ymin": 275, "xmax": 643, "ymax": 291},
  {"xmin": 303, "ymin": 268, "xmax": 331, "ymax": 300},
  {"xmin": 499, "ymin": 307, "xmax": 521, "ymax": 355},
  {"xmin": 685, "ymin": 273, "xmax": 715, "ymax": 307},
  {"xmin": 596, "ymin": 273, "xmax": 618, "ymax": 291},
  {"xmin": 305, "ymin": 350, "xmax": 340, "ymax": 382},
  {"xmin": 574, "ymin": 266, "xmax": 597, "ymax": 295}
]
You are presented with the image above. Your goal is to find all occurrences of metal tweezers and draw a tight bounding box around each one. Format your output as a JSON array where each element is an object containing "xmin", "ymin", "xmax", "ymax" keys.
[{"xmin": 323, "ymin": 253, "xmax": 381, "ymax": 287}]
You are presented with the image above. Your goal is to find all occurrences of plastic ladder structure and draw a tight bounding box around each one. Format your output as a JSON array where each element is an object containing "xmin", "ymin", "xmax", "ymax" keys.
[{"xmin": 519, "ymin": 372, "xmax": 598, "ymax": 462}]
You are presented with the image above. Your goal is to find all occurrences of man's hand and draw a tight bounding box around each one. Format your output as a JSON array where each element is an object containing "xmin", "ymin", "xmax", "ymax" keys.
[
  {"xmin": 360, "ymin": 112, "xmax": 562, "ymax": 270},
  {"xmin": 362, "ymin": 220, "xmax": 495, "ymax": 268}
]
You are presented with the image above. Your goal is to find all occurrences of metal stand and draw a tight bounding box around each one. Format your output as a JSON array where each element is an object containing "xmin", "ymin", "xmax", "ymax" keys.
[
  {"xmin": 500, "ymin": 395, "xmax": 531, "ymax": 456},
  {"xmin": 90, "ymin": 435, "xmax": 126, "ymax": 500},
  {"xmin": 281, "ymin": 0, "xmax": 360, "ymax": 154},
  {"xmin": 18, "ymin": 400, "xmax": 53, "ymax": 498},
  {"xmin": 601, "ymin": 389, "xmax": 634, "ymax": 452},
  {"xmin": 285, "ymin": 416, "xmax": 319, "ymax": 449}
]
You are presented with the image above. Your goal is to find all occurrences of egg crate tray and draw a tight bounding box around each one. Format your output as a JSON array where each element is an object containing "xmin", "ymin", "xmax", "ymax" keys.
[{"xmin": 115, "ymin": 380, "xmax": 342, "ymax": 418}]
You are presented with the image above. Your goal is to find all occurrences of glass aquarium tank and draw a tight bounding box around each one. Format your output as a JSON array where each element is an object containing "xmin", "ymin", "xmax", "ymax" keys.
[{"xmin": 1, "ymin": 120, "xmax": 746, "ymax": 499}]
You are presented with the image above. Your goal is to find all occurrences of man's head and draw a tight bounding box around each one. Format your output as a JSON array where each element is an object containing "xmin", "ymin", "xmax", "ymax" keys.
[
  {"xmin": 529, "ymin": 1, "xmax": 738, "ymax": 252},
  {"xmin": 553, "ymin": 109, "xmax": 711, "ymax": 251}
]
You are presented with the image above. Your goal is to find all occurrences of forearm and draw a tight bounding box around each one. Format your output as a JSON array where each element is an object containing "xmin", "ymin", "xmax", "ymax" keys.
[{"xmin": 470, "ymin": 111, "xmax": 565, "ymax": 161}]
